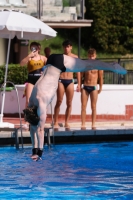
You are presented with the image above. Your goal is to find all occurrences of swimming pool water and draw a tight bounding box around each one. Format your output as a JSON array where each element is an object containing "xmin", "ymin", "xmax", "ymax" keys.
[{"xmin": 0, "ymin": 142, "xmax": 133, "ymax": 200}]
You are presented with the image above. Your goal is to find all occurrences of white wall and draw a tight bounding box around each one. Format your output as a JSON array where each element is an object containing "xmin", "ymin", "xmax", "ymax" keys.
[
  {"xmin": 0, "ymin": 84, "xmax": 133, "ymax": 116},
  {"xmin": 47, "ymin": 84, "xmax": 133, "ymax": 116}
]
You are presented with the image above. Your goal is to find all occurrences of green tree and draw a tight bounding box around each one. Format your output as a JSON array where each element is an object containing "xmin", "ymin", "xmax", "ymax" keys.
[{"xmin": 84, "ymin": 0, "xmax": 133, "ymax": 54}]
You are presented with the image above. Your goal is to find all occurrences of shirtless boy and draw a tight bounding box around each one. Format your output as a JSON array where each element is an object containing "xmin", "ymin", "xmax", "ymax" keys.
[
  {"xmin": 81, "ymin": 48, "xmax": 103, "ymax": 129},
  {"xmin": 54, "ymin": 40, "xmax": 80, "ymax": 128}
]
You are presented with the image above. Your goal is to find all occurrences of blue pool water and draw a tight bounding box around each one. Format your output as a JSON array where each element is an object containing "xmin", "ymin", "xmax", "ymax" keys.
[{"xmin": 0, "ymin": 142, "xmax": 133, "ymax": 200}]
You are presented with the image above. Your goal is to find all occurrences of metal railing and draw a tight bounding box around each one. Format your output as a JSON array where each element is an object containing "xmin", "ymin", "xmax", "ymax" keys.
[
  {"xmin": 0, "ymin": 58, "xmax": 133, "ymax": 85},
  {"xmin": 0, "ymin": 81, "xmax": 23, "ymax": 149},
  {"xmin": 99, "ymin": 58, "xmax": 133, "ymax": 84}
]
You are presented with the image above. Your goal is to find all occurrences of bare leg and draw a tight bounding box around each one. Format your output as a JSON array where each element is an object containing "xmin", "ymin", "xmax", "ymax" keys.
[
  {"xmin": 25, "ymin": 83, "xmax": 33, "ymax": 130},
  {"xmin": 81, "ymin": 88, "xmax": 89, "ymax": 128},
  {"xmin": 30, "ymin": 125, "xmax": 39, "ymax": 161},
  {"xmin": 30, "ymin": 125, "xmax": 38, "ymax": 148},
  {"xmin": 23, "ymin": 83, "xmax": 34, "ymax": 130},
  {"xmin": 90, "ymin": 90, "xmax": 98, "ymax": 129},
  {"xmin": 31, "ymin": 101, "xmax": 47, "ymax": 161},
  {"xmin": 37, "ymin": 101, "xmax": 47, "ymax": 147},
  {"xmin": 64, "ymin": 83, "xmax": 74, "ymax": 128},
  {"xmin": 26, "ymin": 83, "xmax": 34, "ymax": 107},
  {"xmin": 54, "ymin": 82, "xmax": 65, "ymax": 128}
]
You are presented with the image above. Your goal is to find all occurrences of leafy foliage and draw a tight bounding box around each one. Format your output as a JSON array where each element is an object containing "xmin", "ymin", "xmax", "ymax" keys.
[
  {"xmin": 82, "ymin": 0, "xmax": 133, "ymax": 54},
  {"xmin": 0, "ymin": 65, "xmax": 27, "ymax": 85},
  {"xmin": 63, "ymin": 0, "xmax": 69, "ymax": 7}
]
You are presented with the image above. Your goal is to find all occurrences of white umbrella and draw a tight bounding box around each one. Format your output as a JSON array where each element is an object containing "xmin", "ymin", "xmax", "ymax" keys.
[{"xmin": 0, "ymin": 10, "xmax": 57, "ymax": 128}]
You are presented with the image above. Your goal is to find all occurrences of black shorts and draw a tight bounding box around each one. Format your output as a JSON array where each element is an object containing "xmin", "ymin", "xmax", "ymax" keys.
[
  {"xmin": 27, "ymin": 75, "xmax": 41, "ymax": 85},
  {"xmin": 83, "ymin": 85, "xmax": 96, "ymax": 94},
  {"xmin": 46, "ymin": 54, "xmax": 66, "ymax": 72},
  {"xmin": 59, "ymin": 79, "xmax": 73, "ymax": 88}
]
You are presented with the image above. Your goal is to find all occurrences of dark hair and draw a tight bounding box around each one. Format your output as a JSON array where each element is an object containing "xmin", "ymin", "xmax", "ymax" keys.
[
  {"xmin": 88, "ymin": 48, "xmax": 96, "ymax": 56},
  {"xmin": 30, "ymin": 42, "xmax": 39, "ymax": 48},
  {"xmin": 44, "ymin": 47, "xmax": 51, "ymax": 51},
  {"xmin": 62, "ymin": 39, "xmax": 72, "ymax": 47}
]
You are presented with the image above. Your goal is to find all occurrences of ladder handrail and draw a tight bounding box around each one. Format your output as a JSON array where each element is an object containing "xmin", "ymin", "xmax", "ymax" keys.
[{"xmin": 0, "ymin": 81, "xmax": 23, "ymax": 149}]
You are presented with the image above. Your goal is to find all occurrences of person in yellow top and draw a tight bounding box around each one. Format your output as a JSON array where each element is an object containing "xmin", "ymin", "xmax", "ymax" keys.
[{"xmin": 20, "ymin": 42, "xmax": 47, "ymax": 108}]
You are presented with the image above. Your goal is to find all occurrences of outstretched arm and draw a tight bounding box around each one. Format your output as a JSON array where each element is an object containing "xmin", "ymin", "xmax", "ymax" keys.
[{"xmin": 63, "ymin": 55, "xmax": 127, "ymax": 75}]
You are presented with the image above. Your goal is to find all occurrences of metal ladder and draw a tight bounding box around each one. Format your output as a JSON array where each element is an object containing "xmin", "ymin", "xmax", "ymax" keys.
[
  {"xmin": 44, "ymin": 102, "xmax": 55, "ymax": 146},
  {"xmin": 0, "ymin": 81, "xmax": 23, "ymax": 149},
  {"xmin": 0, "ymin": 82, "xmax": 55, "ymax": 148}
]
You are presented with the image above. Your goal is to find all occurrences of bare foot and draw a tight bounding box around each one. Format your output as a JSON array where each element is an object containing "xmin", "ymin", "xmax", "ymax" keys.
[
  {"xmin": 81, "ymin": 126, "xmax": 86, "ymax": 130},
  {"xmin": 54, "ymin": 123, "xmax": 59, "ymax": 128},
  {"xmin": 31, "ymin": 154, "xmax": 42, "ymax": 161},
  {"xmin": 64, "ymin": 123, "xmax": 70, "ymax": 128},
  {"xmin": 81, "ymin": 124, "xmax": 86, "ymax": 129}
]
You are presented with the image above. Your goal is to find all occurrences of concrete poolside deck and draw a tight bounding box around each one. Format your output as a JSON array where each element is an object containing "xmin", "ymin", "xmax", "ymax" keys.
[{"xmin": 0, "ymin": 117, "xmax": 133, "ymax": 147}]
